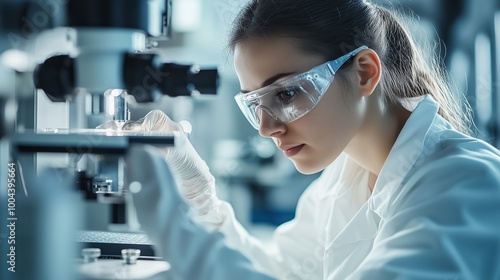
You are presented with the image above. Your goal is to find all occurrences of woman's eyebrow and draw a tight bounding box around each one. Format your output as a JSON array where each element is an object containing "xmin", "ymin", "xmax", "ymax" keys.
[{"xmin": 240, "ymin": 72, "xmax": 296, "ymax": 93}]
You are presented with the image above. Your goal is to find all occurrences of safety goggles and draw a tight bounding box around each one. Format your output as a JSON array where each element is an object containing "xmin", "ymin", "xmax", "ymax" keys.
[{"xmin": 234, "ymin": 46, "xmax": 368, "ymax": 130}]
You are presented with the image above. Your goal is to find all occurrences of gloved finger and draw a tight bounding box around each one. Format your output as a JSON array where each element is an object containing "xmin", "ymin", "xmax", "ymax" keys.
[
  {"xmin": 121, "ymin": 115, "xmax": 147, "ymax": 131},
  {"xmin": 121, "ymin": 120, "xmax": 144, "ymax": 131},
  {"xmin": 95, "ymin": 120, "xmax": 118, "ymax": 130},
  {"xmin": 140, "ymin": 110, "xmax": 182, "ymax": 133}
]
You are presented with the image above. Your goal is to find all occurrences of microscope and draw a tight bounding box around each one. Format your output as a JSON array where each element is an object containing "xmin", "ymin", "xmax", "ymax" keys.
[{"xmin": 1, "ymin": 0, "xmax": 219, "ymax": 279}]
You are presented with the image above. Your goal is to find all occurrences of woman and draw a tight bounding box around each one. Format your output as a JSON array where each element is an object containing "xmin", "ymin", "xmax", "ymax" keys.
[{"xmin": 125, "ymin": 0, "xmax": 500, "ymax": 279}]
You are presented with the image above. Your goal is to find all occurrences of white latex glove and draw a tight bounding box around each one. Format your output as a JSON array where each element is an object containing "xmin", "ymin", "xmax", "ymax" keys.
[
  {"xmin": 126, "ymin": 145, "xmax": 274, "ymax": 280},
  {"xmin": 123, "ymin": 110, "xmax": 221, "ymax": 221}
]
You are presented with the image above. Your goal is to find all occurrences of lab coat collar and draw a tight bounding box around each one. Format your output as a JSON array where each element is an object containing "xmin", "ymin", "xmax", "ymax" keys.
[
  {"xmin": 324, "ymin": 95, "xmax": 441, "ymax": 276},
  {"xmin": 368, "ymin": 94, "xmax": 440, "ymax": 217}
]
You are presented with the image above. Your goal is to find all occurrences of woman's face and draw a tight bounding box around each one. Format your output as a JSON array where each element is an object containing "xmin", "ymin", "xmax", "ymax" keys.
[{"xmin": 234, "ymin": 37, "xmax": 367, "ymax": 174}]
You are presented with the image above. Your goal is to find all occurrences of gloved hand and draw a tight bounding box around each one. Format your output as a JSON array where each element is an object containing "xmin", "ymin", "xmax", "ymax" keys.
[
  {"xmin": 126, "ymin": 145, "xmax": 273, "ymax": 280},
  {"xmin": 123, "ymin": 110, "xmax": 222, "ymax": 221}
]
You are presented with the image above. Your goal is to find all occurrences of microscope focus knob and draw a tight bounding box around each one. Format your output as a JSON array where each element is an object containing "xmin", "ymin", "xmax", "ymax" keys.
[
  {"xmin": 121, "ymin": 249, "xmax": 141, "ymax": 265},
  {"xmin": 82, "ymin": 248, "xmax": 101, "ymax": 263}
]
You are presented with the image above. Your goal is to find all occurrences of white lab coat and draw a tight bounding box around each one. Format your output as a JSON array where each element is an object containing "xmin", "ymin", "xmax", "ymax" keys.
[
  {"xmin": 128, "ymin": 95, "xmax": 500, "ymax": 280},
  {"xmin": 198, "ymin": 95, "xmax": 500, "ymax": 279}
]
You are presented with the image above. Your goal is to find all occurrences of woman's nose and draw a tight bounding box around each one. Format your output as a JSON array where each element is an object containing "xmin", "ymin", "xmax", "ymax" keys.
[{"xmin": 257, "ymin": 107, "xmax": 286, "ymax": 137}]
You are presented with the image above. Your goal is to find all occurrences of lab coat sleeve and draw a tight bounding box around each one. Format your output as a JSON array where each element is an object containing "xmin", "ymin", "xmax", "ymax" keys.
[
  {"xmin": 195, "ymin": 160, "xmax": 345, "ymax": 279},
  {"xmin": 126, "ymin": 145, "xmax": 275, "ymax": 280},
  {"xmin": 349, "ymin": 153, "xmax": 500, "ymax": 280}
]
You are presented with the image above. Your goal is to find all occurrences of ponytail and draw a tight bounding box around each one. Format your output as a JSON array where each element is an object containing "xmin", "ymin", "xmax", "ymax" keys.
[{"xmin": 373, "ymin": 5, "xmax": 472, "ymax": 135}]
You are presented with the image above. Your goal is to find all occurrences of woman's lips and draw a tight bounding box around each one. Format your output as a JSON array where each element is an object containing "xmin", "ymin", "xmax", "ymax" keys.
[{"xmin": 281, "ymin": 144, "xmax": 305, "ymax": 157}]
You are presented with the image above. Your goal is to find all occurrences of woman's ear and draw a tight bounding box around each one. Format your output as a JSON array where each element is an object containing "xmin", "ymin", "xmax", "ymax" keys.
[{"xmin": 352, "ymin": 49, "xmax": 381, "ymax": 97}]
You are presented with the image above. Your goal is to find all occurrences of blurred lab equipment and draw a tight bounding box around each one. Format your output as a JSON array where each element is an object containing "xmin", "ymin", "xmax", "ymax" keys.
[{"xmin": 0, "ymin": 0, "xmax": 219, "ymax": 279}]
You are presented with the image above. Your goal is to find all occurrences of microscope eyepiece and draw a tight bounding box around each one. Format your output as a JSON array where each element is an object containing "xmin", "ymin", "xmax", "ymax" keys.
[
  {"xmin": 123, "ymin": 53, "xmax": 219, "ymax": 102},
  {"xmin": 159, "ymin": 63, "xmax": 218, "ymax": 97},
  {"xmin": 34, "ymin": 54, "xmax": 75, "ymax": 102}
]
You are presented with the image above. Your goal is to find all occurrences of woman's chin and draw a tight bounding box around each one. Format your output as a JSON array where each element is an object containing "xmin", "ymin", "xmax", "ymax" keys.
[{"xmin": 292, "ymin": 160, "xmax": 325, "ymax": 175}]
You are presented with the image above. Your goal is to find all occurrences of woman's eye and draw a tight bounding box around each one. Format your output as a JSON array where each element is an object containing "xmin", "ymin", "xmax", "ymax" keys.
[{"xmin": 278, "ymin": 88, "xmax": 297, "ymax": 100}]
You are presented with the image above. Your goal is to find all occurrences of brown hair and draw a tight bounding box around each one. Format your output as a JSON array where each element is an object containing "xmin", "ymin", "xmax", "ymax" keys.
[{"xmin": 229, "ymin": 0, "xmax": 472, "ymax": 135}]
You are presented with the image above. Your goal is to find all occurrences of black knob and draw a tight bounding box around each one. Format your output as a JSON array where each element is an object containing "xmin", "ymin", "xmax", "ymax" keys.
[
  {"xmin": 159, "ymin": 63, "xmax": 219, "ymax": 97},
  {"xmin": 123, "ymin": 53, "xmax": 219, "ymax": 102},
  {"xmin": 34, "ymin": 55, "xmax": 75, "ymax": 102}
]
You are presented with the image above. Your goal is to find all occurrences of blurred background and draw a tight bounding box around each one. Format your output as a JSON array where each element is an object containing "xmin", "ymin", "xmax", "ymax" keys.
[{"xmin": 27, "ymin": 0, "xmax": 500, "ymax": 232}]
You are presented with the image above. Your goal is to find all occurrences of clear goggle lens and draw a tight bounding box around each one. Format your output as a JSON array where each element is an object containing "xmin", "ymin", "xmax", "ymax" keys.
[{"xmin": 234, "ymin": 46, "xmax": 368, "ymax": 130}]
